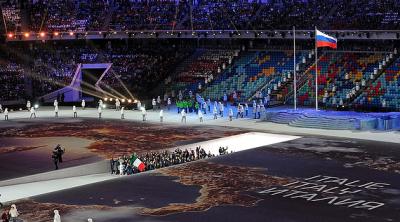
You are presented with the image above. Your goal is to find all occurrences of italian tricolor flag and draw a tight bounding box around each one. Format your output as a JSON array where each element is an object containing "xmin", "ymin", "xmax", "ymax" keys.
[{"xmin": 132, "ymin": 155, "xmax": 145, "ymax": 172}]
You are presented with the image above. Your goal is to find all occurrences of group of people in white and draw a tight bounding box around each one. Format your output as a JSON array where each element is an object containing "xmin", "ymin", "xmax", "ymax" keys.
[
  {"xmin": 0, "ymin": 203, "xmax": 94, "ymax": 222},
  {"xmin": 0, "ymin": 96, "xmax": 269, "ymax": 123}
]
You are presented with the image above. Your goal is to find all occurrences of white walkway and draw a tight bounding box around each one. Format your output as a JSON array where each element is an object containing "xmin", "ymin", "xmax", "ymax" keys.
[{"xmin": 1, "ymin": 107, "xmax": 399, "ymax": 144}]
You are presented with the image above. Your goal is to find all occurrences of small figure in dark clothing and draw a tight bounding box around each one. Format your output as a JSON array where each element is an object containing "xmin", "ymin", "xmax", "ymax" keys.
[
  {"xmin": 1, "ymin": 209, "xmax": 9, "ymax": 222},
  {"xmin": 110, "ymin": 158, "xmax": 116, "ymax": 174},
  {"xmin": 52, "ymin": 151, "xmax": 59, "ymax": 170},
  {"xmin": 0, "ymin": 194, "xmax": 3, "ymax": 208},
  {"xmin": 54, "ymin": 144, "xmax": 65, "ymax": 163}
]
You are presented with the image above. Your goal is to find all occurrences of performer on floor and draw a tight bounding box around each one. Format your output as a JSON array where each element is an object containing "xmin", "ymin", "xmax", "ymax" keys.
[
  {"xmin": 167, "ymin": 98, "xmax": 171, "ymax": 110},
  {"xmin": 229, "ymin": 108, "xmax": 233, "ymax": 121},
  {"xmin": 4, "ymin": 108, "xmax": 8, "ymax": 120},
  {"xmin": 120, "ymin": 107, "xmax": 125, "ymax": 119},
  {"xmin": 26, "ymin": 100, "xmax": 31, "ymax": 112},
  {"xmin": 30, "ymin": 107, "xmax": 36, "ymax": 119},
  {"xmin": 73, "ymin": 105, "xmax": 77, "ymax": 118},
  {"xmin": 141, "ymin": 107, "xmax": 147, "ymax": 121},
  {"xmin": 213, "ymin": 106, "xmax": 218, "ymax": 120},
  {"xmin": 115, "ymin": 99, "xmax": 121, "ymax": 111},
  {"xmin": 181, "ymin": 109, "xmax": 186, "ymax": 123},
  {"xmin": 160, "ymin": 109, "xmax": 164, "ymax": 122},
  {"xmin": 81, "ymin": 99, "xmax": 86, "ymax": 110},
  {"xmin": 54, "ymin": 105, "xmax": 59, "ymax": 118},
  {"xmin": 198, "ymin": 109, "xmax": 203, "ymax": 122},
  {"xmin": 98, "ymin": 106, "xmax": 102, "ymax": 118}
]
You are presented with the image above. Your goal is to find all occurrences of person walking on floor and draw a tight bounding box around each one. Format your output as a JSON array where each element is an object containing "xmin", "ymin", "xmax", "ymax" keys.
[
  {"xmin": 213, "ymin": 106, "xmax": 218, "ymax": 120},
  {"xmin": 9, "ymin": 204, "xmax": 19, "ymax": 222},
  {"xmin": 120, "ymin": 107, "xmax": 125, "ymax": 119},
  {"xmin": 167, "ymin": 98, "xmax": 171, "ymax": 111},
  {"xmin": 30, "ymin": 107, "xmax": 36, "ymax": 119},
  {"xmin": 4, "ymin": 108, "xmax": 8, "ymax": 121},
  {"xmin": 81, "ymin": 99, "xmax": 86, "ymax": 110},
  {"xmin": 26, "ymin": 100, "xmax": 31, "ymax": 112},
  {"xmin": 219, "ymin": 102, "xmax": 224, "ymax": 117},
  {"xmin": 53, "ymin": 99, "xmax": 58, "ymax": 109},
  {"xmin": 256, "ymin": 105, "xmax": 261, "ymax": 119},
  {"xmin": 181, "ymin": 109, "xmax": 186, "ymax": 123},
  {"xmin": 54, "ymin": 105, "xmax": 59, "ymax": 118},
  {"xmin": 253, "ymin": 104, "xmax": 257, "ymax": 119},
  {"xmin": 198, "ymin": 110, "xmax": 203, "ymax": 122},
  {"xmin": 228, "ymin": 108, "xmax": 233, "ymax": 121},
  {"xmin": 0, "ymin": 194, "xmax": 3, "ymax": 208},
  {"xmin": 244, "ymin": 103, "xmax": 249, "ymax": 117},
  {"xmin": 73, "ymin": 106, "xmax": 77, "ymax": 118},
  {"xmin": 141, "ymin": 107, "xmax": 147, "ymax": 121},
  {"xmin": 1, "ymin": 209, "xmax": 9, "ymax": 222},
  {"xmin": 159, "ymin": 110, "xmax": 164, "ymax": 123},
  {"xmin": 115, "ymin": 99, "xmax": 121, "ymax": 111},
  {"xmin": 53, "ymin": 210, "xmax": 61, "ymax": 222},
  {"xmin": 98, "ymin": 106, "xmax": 102, "ymax": 119},
  {"xmin": 152, "ymin": 98, "xmax": 157, "ymax": 110}
]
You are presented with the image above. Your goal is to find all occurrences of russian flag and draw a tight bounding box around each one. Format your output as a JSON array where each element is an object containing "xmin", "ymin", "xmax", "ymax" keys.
[{"xmin": 316, "ymin": 30, "xmax": 337, "ymax": 49}]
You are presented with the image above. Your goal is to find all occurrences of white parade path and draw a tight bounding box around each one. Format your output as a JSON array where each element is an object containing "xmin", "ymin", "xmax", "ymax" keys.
[{"xmin": 1, "ymin": 106, "xmax": 399, "ymax": 144}]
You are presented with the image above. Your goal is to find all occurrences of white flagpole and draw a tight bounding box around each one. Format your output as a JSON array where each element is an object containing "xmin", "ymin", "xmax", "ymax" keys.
[
  {"xmin": 315, "ymin": 27, "xmax": 318, "ymax": 110},
  {"xmin": 293, "ymin": 26, "xmax": 297, "ymax": 110}
]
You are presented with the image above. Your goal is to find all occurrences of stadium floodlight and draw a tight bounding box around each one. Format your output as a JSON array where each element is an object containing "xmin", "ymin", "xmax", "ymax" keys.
[
  {"xmin": 24, "ymin": 33, "xmax": 30, "ymax": 38},
  {"xmin": 128, "ymin": 99, "xmax": 132, "ymax": 103},
  {"xmin": 34, "ymin": 104, "xmax": 39, "ymax": 109},
  {"xmin": 8, "ymin": 33, "xmax": 13, "ymax": 38},
  {"xmin": 122, "ymin": 99, "xmax": 126, "ymax": 103},
  {"xmin": 104, "ymin": 98, "xmax": 108, "ymax": 101},
  {"xmin": 109, "ymin": 98, "xmax": 113, "ymax": 101},
  {"xmin": 54, "ymin": 32, "xmax": 59, "ymax": 36},
  {"xmin": 39, "ymin": 32, "xmax": 45, "ymax": 37},
  {"xmin": 69, "ymin": 31, "xmax": 74, "ymax": 36}
]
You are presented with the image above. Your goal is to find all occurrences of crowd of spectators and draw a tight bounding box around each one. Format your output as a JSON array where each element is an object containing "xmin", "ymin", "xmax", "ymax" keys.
[
  {"xmin": 110, "ymin": 0, "xmax": 187, "ymax": 31},
  {"xmin": 0, "ymin": 41, "xmax": 191, "ymax": 103},
  {"xmin": 20, "ymin": 0, "xmax": 400, "ymax": 32},
  {"xmin": 111, "ymin": 146, "xmax": 229, "ymax": 175},
  {"xmin": 29, "ymin": 0, "xmax": 109, "ymax": 32},
  {"xmin": 1, "ymin": 0, "xmax": 22, "ymax": 32},
  {"xmin": 0, "ymin": 63, "xmax": 26, "ymax": 102}
]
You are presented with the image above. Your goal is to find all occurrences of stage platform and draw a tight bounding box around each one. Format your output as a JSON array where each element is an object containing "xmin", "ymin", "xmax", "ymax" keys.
[{"xmin": 264, "ymin": 107, "xmax": 400, "ymax": 131}]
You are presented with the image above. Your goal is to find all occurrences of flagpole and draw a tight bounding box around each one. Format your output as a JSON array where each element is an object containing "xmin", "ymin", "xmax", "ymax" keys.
[
  {"xmin": 293, "ymin": 26, "xmax": 297, "ymax": 110},
  {"xmin": 315, "ymin": 26, "xmax": 318, "ymax": 111}
]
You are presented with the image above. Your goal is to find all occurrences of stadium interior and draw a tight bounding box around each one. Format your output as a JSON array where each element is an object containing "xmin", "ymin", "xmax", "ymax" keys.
[{"xmin": 0, "ymin": 0, "xmax": 399, "ymax": 222}]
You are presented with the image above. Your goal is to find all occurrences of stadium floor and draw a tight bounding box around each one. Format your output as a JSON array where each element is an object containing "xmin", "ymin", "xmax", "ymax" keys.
[{"xmin": 0, "ymin": 109, "xmax": 399, "ymax": 222}]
